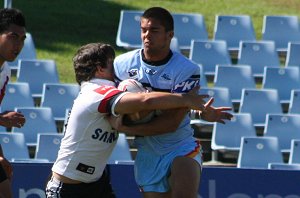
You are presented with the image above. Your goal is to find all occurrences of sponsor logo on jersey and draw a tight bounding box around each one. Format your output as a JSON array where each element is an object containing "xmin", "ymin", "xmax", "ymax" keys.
[
  {"xmin": 92, "ymin": 128, "xmax": 118, "ymax": 143},
  {"xmin": 144, "ymin": 68, "xmax": 157, "ymax": 75},
  {"xmin": 173, "ymin": 79, "xmax": 200, "ymax": 92},
  {"xmin": 128, "ymin": 69, "xmax": 138, "ymax": 78},
  {"xmin": 161, "ymin": 73, "xmax": 171, "ymax": 80}
]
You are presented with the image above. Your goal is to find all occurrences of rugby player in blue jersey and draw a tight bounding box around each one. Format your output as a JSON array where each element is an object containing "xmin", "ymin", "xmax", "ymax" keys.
[{"xmin": 114, "ymin": 7, "xmax": 233, "ymax": 198}]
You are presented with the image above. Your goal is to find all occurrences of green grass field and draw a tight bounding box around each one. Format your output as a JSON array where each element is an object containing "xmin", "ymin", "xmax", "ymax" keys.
[{"xmin": 5, "ymin": 0, "xmax": 300, "ymax": 83}]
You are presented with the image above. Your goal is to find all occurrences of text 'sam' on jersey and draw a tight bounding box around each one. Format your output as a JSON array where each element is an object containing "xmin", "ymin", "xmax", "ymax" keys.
[
  {"xmin": 52, "ymin": 79, "xmax": 128, "ymax": 183},
  {"xmin": 114, "ymin": 49, "xmax": 201, "ymax": 155}
]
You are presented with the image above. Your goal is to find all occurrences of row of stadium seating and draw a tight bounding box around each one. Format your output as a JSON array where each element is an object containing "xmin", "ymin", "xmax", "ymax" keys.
[
  {"xmin": 1, "ymin": 129, "xmax": 299, "ymax": 170},
  {"xmin": 117, "ymin": 11, "xmax": 300, "ymax": 55}
]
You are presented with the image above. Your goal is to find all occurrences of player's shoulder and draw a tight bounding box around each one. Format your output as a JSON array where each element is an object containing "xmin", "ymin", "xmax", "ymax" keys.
[
  {"xmin": 114, "ymin": 49, "xmax": 140, "ymax": 64},
  {"xmin": 171, "ymin": 52, "xmax": 199, "ymax": 69}
]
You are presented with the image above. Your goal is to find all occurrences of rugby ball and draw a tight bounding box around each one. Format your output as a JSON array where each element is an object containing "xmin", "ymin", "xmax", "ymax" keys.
[{"xmin": 117, "ymin": 79, "xmax": 146, "ymax": 93}]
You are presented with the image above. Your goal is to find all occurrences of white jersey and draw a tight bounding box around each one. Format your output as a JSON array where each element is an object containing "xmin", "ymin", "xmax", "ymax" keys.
[
  {"xmin": 52, "ymin": 78, "xmax": 127, "ymax": 183},
  {"xmin": 114, "ymin": 49, "xmax": 201, "ymax": 155},
  {"xmin": 0, "ymin": 62, "xmax": 11, "ymax": 107}
]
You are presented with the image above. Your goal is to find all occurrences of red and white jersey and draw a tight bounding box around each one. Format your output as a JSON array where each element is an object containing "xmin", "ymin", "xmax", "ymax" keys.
[
  {"xmin": 52, "ymin": 78, "xmax": 127, "ymax": 183},
  {"xmin": 0, "ymin": 62, "xmax": 10, "ymax": 107}
]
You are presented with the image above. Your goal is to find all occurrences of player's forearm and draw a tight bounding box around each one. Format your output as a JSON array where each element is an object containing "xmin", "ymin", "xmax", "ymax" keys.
[
  {"xmin": 116, "ymin": 91, "xmax": 203, "ymax": 114},
  {"xmin": 121, "ymin": 108, "xmax": 188, "ymax": 136}
]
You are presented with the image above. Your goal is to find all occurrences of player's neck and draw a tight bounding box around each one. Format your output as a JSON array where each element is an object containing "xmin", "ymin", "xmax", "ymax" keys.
[{"xmin": 142, "ymin": 49, "xmax": 173, "ymax": 66}]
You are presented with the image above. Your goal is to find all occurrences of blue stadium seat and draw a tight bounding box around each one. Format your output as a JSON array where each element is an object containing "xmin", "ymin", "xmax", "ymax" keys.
[
  {"xmin": 237, "ymin": 41, "xmax": 280, "ymax": 79},
  {"xmin": 264, "ymin": 114, "xmax": 300, "ymax": 153},
  {"xmin": 289, "ymin": 89, "xmax": 300, "ymax": 114},
  {"xmin": 12, "ymin": 107, "xmax": 58, "ymax": 146},
  {"xmin": 211, "ymin": 113, "xmax": 256, "ymax": 161},
  {"xmin": 0, "ymin": 132, "xmax": 30, "ymax": 161},
  {"xmin": 262, "ymin": 15, "xmax": 300, "ymax": 53},
  {"xmin": 16, "ymin": 59, "xmax": 60, "ymax": 99},
  {"xmin": 6, "ymin": 32, "xmax": 37, "ymax": 72},
  {"xmin": 173, "ymin": 13, "xmax": 208, "ymax": 50},
  {"xmin": 189, "ymin": 40, "xmax": 231, "ymax": 77},
  {"xmin": 214, "ymin": 64, "xmax": 256, "ymax": 105},
  {"xmin": 108, "ymin": 133, "xmax": 132, "ymax": 164},
  {"xmin": 1, "ymin": 82, "xmax": 34, "ymax": 112},
  {"xmin": 237, "ymin": 136, "xmax": 283, "ymax": 169},
  {"xmin": 40, "ymin": 83, "xmax": 79, "ymax": 122},
  {"xmin": 35, "ymin": 133, "xmax": 63, "ymax": 162},
  {"xmin": 239, "ymin": 88, "xmax": 282, "ymax": 128},
  {"xmin": 116, "ymin": 10, "xmax": 143, "ymax": 49},
  {"xmin": 285, "ymin": 42, "xmax": 300, "ymax": 68},
  {"xmin": 289, "ymin": 139, "xmax": 300, "ymax": 164},
  {"xmin": 213, "ymin": 15, "xmax": 256, "ymax": 53},
  {"xmin": 262, "ymin": 66, "xmax": 300, "ymax": 105}
]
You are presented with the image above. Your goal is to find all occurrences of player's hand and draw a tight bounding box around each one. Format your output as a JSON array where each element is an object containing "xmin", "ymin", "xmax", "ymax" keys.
[
  {"xmin": 200, "ymin": 98, "xmax": 233, "ymax": 124},
  {"xmin": 0, "ymin": 156, "xmax": 13, "ymax": 180},
  {"xmin": 185, "ymin": 86, "xmax": 209, "ymax": 111},
  {"xmin": 0, "ymin": 111, "xmax": 26, "ymax": 128}
]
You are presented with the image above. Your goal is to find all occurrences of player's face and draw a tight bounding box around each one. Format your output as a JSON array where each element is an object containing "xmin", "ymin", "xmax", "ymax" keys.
[
  {"xmin": 0, "ymin": 24, "xmax": 26, "ymax": 64},
  {"xmin": 141, "ymin": 17, "xmax": 173, "ymax": 59}
]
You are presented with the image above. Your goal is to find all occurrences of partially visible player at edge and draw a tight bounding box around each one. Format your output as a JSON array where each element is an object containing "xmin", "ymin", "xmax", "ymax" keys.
[
  {"xmin": 113, "ymin": 7, "xmax": 233, "ymax": 198},
  {"xmin": 45, "ymin": 42, "xmax": 209, "ymax": 198},
  {"xmin": 0, "ymin": 8, "xmax": 27, "ymax": 198}
]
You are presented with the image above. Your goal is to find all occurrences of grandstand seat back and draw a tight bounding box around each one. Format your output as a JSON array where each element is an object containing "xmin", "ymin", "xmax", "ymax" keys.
[
  {"xmin": 237, "ymin": 41, "xmax": 280, "ymax": 78},
  {"xmin": 16, "ymin": 59, "xmax": 60, "ymax": 98},
  {"xmin": 264, "ymin": 114, "xmax": 300, "ymax": 152},
  {"xmin": 189, "ymin": 40, "xmax": 231, "ymax": 77},
  {"xmin": 40, "ymin": 83, "xmax": 79, "ymax": 121},
  {"xmin": 262, "ymin": 15, "xmax": 300, "ymax": 52},
  {"xmin": 239, "ymin": 88, "xmax": 282, "ymax": 127},
  {"xmin": 214, "ymin": 15, "xmax": 256, "ymax": 51},
  {"xmin": 289, "ymin": 89, "xmax": 300, "ymax": 114},
  {"xmin": 173, "ymin": 13, "xmax": 208, "ymax": 50},
  {"xmin": 237, "ymin": 136, "xmax": 283, "ymax": 169},
  {"xmin": 1, "ymin": 82, "xmax": 34, "ymax": 112},
  {"xmin": 289, "ymin": 139, "xmax": 300, "ymax": 164},
  {"xmin": 116, "ymin": 10, "xmax": 143, "ymax": 49},
  {"xmin": 285, "ymin": 42, "xmax": 300, "ymax": 68},
  {"xmin": 35, "ymin": 133, "xmax": 63, "ymax": 162},
  {"xmin": 0, "ymin": 132, "xmax": 30, "ymax": 161},
  {"xmin": 262, "ymin": 66, "xmax": 300, "ymax": 103},
  {"xmin": 214, "ymin": 64, "xmax": 256, "ymax": 103},
  {"xmin": 212, "ymin": 113, "xmax": 256, "ymax": 151},
  {"xmin": 12, "ymin": 107, "xmax": 57, "ymax": 146}
]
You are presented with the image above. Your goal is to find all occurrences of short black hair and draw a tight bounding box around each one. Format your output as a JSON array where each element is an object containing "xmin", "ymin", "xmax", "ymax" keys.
[
  {"xmin": 73, "ymin": 43, "xmax": 115, "ymax": 85},
  {"xmin": 142, "ymin": 7, "xmax": 174, "ymax": 32},
  {"xmin": 0, "ymin": 8, "xmax": 26, "ymax": 33}
]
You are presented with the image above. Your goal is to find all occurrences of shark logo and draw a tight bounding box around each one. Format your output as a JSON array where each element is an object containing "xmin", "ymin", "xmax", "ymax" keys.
[{"xmin": 145, "ymin": 68, "xmax": 157, "ymax": 75}]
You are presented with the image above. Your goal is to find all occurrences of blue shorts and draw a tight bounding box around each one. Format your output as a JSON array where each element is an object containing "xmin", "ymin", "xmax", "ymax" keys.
[{"xmin": 134, "ymin": 140, "xmax": 202, "ymax": 193}]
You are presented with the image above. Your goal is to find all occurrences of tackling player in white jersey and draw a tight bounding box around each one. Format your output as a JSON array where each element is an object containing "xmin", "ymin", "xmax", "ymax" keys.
[{"xmin": 45, "ymin": 42, "xmax": 210, "ymax": 198}]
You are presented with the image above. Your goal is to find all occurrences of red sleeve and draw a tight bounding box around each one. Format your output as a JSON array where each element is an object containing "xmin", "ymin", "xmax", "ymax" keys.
[{"xmin": 93, "ymin": 86, "xmax": 123, "ymax": 113}]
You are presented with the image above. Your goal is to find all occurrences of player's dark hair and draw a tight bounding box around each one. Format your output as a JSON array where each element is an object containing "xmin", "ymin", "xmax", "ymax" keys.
[
  {"xmin": 73, "ymin": 43, "xmax": 115, "ymax": 85},
  {"xmin": 142, "ymin": 7, "xmax": 174, "ymax": 32},
  {"xmin": 0, "ymin": 8, "xmax": 26, "ymax": 33}
]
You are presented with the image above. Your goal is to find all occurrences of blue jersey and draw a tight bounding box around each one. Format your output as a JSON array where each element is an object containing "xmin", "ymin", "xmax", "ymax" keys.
[{"xmin": 114, "ymin": 49, "xmax": 201, "ymax": 154}]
